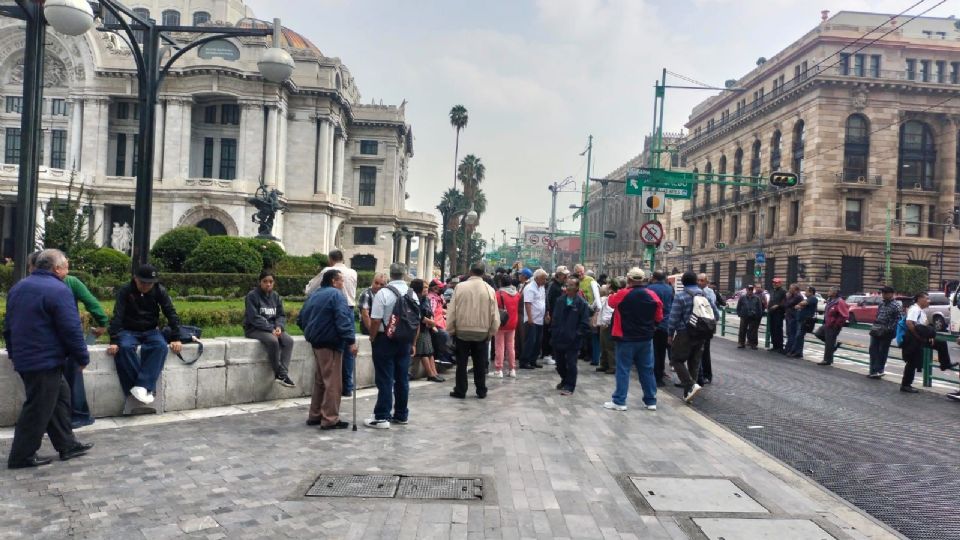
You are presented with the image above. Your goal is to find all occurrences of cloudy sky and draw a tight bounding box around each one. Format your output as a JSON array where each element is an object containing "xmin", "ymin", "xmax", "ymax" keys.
[{"xmin": 247, "ymin": 0, "xmax": 955, "ymax": 247}]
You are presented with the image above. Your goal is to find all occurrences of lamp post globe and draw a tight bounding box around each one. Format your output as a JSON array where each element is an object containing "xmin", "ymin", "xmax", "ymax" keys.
[
  {"xmin": 465, "ymin": 210, "xmax": 478, "ymax": 226},
  {"xmin": 43, "ymin": 0, "xmax": 95, "ymax": 36},
  {"xmin": 258, "ymin": 47, "xmax": 295, "ymax": 83}
]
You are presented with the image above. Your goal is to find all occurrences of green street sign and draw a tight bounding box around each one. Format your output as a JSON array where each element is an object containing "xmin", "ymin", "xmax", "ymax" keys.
[
  {"xmin": 715, "ymin": 242, "xmax": 726, "ymax": 250},
  {"xmin": 625, "ymin": 168, "xmax": 692, "ymax": 199}
]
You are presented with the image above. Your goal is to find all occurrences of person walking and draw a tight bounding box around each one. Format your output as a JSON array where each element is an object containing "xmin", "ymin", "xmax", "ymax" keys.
[
  {"xmin": 307, "ymin": 250, "xmax": 359, "ymax": 397},
  {"xmin": 816, "ymin": 287, "xmax": 849, "ymax": 366},
  {"xmin": 667, "ymin": 271, "xmax": 719, "ymax": 403},
  {"xmin": 244, "ymin": 270, "xmax": 295, "ymax": 388},
  {"xmin": 867, "ymin": 286, "xmax": 902, "ymax": 378},
  {"xmin": 647, "ymin": 271, "xmax": 674, "ymax": 387},
  {"xmin": 299, "ymin": 269, "xmax": 357, "ymax": 429},
  {"xmin": 543, "ymin": 266, "xmax": 569, "ymax": 366},
  {"xmin": 365, "ymin": 263, "xmax": 418, "ymax": 429},
  {"xmin": 783, "ymin": 284, "xmax": 803, "ymax": 355},
  {"xmin": 736, "ymin": 284, "xmax": 763, "ymax": 349},
  {"xmin": 766, "ymin": 278, "xmax": 787, "ymax": 353},
  {"xmin": 494, "ymin": 274, "xmax": 522, "ymax": 378},
  {"xmin": 410, "ymin": 279, "xmax": 444, "ymax": 383},
  {"xmin": 519, "ymin": 269, "xmax": 548, "ymax": 369},
  {"xmin": 551, "ymin": 277, "xmax": 591, "ymax": 395},
  {"xmin": 786, "ymin": 286, "xmax": 818, "ymax": 359},
  {"xmin": 106, "ymin": 264, "xmax": 183, "ymax": 406},
  {"xmin": 6, "ymin": 249, "xmax": 94, "ymax": 469},
  {"xmin": 901, "ymin": 292, "xmax": 935, "ymax": 393},
  {"xmin": 447, "ymin": 262, "xmax": 500, "ymax": 399},
  {"xmin": 697, "ymin": 273, "xmax": 719, "ymax": 385},
  {"xmin": 603, "ymin": 268, "xmax": 663, "ymax": 411}
]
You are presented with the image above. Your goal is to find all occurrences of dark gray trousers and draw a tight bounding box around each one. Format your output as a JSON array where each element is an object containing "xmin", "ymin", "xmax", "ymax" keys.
[{"xmin": 8, "ymin": 367, "xmax": 77, "ymax": 465}]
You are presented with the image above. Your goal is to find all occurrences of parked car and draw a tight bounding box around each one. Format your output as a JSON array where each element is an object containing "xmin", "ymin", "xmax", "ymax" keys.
[
  {"xmin": 924, "ymin": 292, "xmax": 950, "ymax": 332},
  {"xmin": 848, "ymin": 294, "xmax": 916, "ymax": 325}
]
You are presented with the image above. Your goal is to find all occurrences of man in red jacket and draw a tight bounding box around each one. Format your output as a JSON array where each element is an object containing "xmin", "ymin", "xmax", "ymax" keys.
[
  {"xmin": 603, "ymin": 267, "xmax": 663, "ymax": 412},
  {"xmin": 817, "ymin": 287, "xmax": 849, "ymax": 366}
]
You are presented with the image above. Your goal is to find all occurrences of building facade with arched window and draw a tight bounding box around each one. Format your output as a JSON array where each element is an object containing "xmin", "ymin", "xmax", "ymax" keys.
[
  {"xmin": 0, "ymin": 0, "xmax": 437, "ymax": 277},
  {"xmin": 675, "ymin": 10, "xmax": 960, "ymax": 295}
]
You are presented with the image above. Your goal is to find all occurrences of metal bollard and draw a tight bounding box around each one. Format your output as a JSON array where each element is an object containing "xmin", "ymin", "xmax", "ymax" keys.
[
  {"xmin": 764, "ymin": 313, "xmax": 771, "ymax": 349},
  {"xmin": 721, "ymin": 309, "xmax": 726, "ymax": 337},
  {"xmin": 922, "ymin": 346, "xmax": 933, "ymax": 387}
]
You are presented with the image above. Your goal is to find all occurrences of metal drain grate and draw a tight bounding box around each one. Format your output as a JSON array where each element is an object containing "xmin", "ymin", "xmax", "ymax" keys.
[
  {"xmin": 396, "ymin": 476, "xmax": 483, "ymax": 500},
  {"xmin": 305, "ymin": 474, "xmax": 400, "ymax": 498}
]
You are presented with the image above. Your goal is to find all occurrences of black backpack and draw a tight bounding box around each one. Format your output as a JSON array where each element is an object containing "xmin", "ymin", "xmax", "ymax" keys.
[{"xmin": 384, "ymin": 285, "xmax": 420, "ymax": 342}]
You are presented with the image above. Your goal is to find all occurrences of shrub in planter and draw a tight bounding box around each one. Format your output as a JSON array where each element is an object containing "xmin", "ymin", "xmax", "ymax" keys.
[
  {"xmin": 244, "ymin": 238, "xmax": 285, "ymax": 269},
  {"xmin": 184, "ymin": 237, "xmax": 263, "ymax": 274},
  {"xmin": 310, "ymin": 252, "xmax": 330, "ymax": 268},
  {"xmin": 158, "ymin": 273, "xmax": 313, "ymax": 298},
  {"xmin": 275, "ymin": 255, "xmax": 323, "ymax": 276},
  {"xmin": 892, "ymin": 265, "xmax": 928, "ymax": 296},
  {"xmin": 72, "ymin": 247, "xmax": 131, "ymax": 277},
  {"xmin": 150, "ymin": 227, "xmax": 208, "ymax": 272}
]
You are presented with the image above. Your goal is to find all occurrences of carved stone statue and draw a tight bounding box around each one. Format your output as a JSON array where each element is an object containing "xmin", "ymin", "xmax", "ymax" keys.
[
  {"xmin": 247, "ymin": 180, "xmax": 288, "ymax": 240},
  {"xmin": 112, "ymin": 222, "xmax": 132, "ymax": 254}
]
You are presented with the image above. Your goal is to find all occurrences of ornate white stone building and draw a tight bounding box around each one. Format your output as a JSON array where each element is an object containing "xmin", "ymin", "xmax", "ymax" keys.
[{"xmin": 0, "ymin": 0, "xmax": 437, "ymax": 275}]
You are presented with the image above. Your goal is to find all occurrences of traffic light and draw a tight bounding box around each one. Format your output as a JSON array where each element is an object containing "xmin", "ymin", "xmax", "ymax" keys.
[{"xmin": 770, "ymin": 171, "xmax": 799, "ymax": 188}]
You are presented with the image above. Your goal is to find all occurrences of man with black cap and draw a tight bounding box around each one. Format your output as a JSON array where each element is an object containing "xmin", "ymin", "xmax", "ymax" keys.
[
  {"xmin": 107, "ymin": 264, "xmax": 183, "ymax": 406},
  {"xmin": 868, "ymin": 286, "xmax": 902, "ymax": 378}
]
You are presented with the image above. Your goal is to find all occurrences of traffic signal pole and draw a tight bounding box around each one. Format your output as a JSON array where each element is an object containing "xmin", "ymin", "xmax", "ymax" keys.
[{"xmin": 579, "ymin": 135, "xmax": 593, "ymax": 265}]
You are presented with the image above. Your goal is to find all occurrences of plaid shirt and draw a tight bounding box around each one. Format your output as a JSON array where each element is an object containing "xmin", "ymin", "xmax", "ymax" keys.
[{"xmin": 875, "ymin": 299, "xmax": 903, "ymax": 331}]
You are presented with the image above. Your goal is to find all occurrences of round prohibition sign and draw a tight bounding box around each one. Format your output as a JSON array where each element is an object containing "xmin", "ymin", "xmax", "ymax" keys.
[{"xmin": 639, "ymin": 221, "xmax": 664, "ymax": 245}]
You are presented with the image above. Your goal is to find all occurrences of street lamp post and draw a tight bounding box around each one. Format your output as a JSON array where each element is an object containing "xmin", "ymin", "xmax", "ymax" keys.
[
  {"xmin": 460, "ymin": 207, "xmax": 478, "ymax": 274},
  {"xmin": 548, "ymin": 176, "xmax": 575, "ymax": 271}
]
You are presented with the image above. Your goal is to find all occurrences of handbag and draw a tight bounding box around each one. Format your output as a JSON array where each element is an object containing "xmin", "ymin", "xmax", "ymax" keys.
[
  {"xmin": 813, "ymin": 324, "xmax": 826, "ymax": 341},
  {"xmin": 161, "ymin": 325, "xmax": 204, "ymax": 365},
  {"xmin": 868, "ymin": 323, "xmax": 892, "ymax": 339},
  {"xmin": 497, "ymin": 291, "xmax": 510, "ymax": 328}
]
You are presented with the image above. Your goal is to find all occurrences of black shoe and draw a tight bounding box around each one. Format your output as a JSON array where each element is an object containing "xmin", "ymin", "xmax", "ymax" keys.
[
  {"xmin": 750, "ymin": 345, "xmax": 758, "ymax": 350},
  {"xmin": 306, "ymin": 418, "xmax": 323, "ymax": 426},
  {"xmin": 596, "ymin": 367, "xmax": 607, "ymax": 372},
  {"xmin": 556, "ymin": 382, "xmax": 564, "ymax": 390},
  {"xmin": 8, "ymin": 454, "xmax": 54, "ymax": 469},
  {"xmin": 737, "ymin": 344, "xmax": 745, "ymax": 349},
  {"xmin": 817, "ymin": 361, "xmax": 832, "ymax": 366},
  {"xmin": 276, "ymin": 375, "xmax": 296, "ymax": 388},
  {"xmin": 341, "ymin": 391, "xmax": 353, "ymax": 397},
  {"xmin": 427, "ymin": 376, "xmax": 445, "ymax": 383},
  {"xmin": 449, "ymin": 391, "xmax": 466, "ymax": 399},
  {"xmin": 900, "ymin": 386, "xmax": 919, "ymax": 393},
  {"xmin": 71, "ymin": 417, "xmax": 95, "ymax": 429},
  {"xmin": 519, "ymin": 364, "xmax": 535, "ymax": 370},
  {"xmin": 476, "ymin": 393, "xmax": 487, "ymax": 399},
  {"xmin": 59, "ymin": 442, "xmax": 94, "ymax": 461},
  {"xmin": 939, "ymin": 362, "xmax": 960, "ymax": 372},
  {"xmin": 947, "ymin": 392, "xmax": 960, "ymax": 402},
  {"xmin": 533, "ymin": 363, "xmax": 544, "ymax": 368},
  {"xmin": 320, "ymin": 421, "xmax": 349, "ymax": 430}
]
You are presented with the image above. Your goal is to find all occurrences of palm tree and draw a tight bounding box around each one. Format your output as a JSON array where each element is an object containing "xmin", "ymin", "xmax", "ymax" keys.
[
  {"xmin": 457, "ymin": 155, "xmax": 485, "ymax": 274},
  {"xmin": 449, "ymin": 105, "xmax": 468, "ymax": 189},
  {"xmin": 437, "ymin": 188, "xmax": 466, "ymax": 279}
]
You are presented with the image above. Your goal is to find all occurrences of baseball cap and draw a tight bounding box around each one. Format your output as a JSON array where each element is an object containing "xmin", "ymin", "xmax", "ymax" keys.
[
  {"xmin": 135, "ymin": 263, "xmax": 159, "ymax": 283},
  {"xmin": 520, "ymin": 268, "xmax": 533, "ymax": 279},
  {"xmin": 626, "ymin": 267, "xmax": 646, "ymax": 281},
  {"xmin": 879, "ymin": 285, "xmax": 895, "ymax": 294},
  {"xmin": 555, "ymin": 265, "xmax": 569, "ymax": 275}
]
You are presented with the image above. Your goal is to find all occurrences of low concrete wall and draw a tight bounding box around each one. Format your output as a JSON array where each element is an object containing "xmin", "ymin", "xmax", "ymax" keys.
[{"xmin": 0, "ymin": 337, "xmax": 385, "ymax": 427}]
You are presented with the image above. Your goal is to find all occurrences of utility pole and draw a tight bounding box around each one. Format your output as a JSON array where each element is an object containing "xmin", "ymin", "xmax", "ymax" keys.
[
  {"xmin": 549, "ymin": 186, "xmax": 558, "ymax": 271},
  {"xmin": 884, "ymin": 202, "xmax": 892, "ymax": 284},
  {"xmin": 515, "ymin": 217, "xmax": 522, "ymax": 263},
  {"xmin": 579, "ymin": 135, "xmax": 593, "ymax": 264},
  {"xmin": 598, "ymin": 180, "xmax": 609, "ymax": 276}
]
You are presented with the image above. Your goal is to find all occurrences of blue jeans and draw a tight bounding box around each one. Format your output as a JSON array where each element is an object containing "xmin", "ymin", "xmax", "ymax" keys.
[
  {"xmin": 371, "ymin": 335, "xmax": 412, "ymax": 422},
  {"xmin": 64, "ymin": 356, "xmax": 92, "ymax": 424},
  {"xmin": 341, "ymin": 345, "xmax": 355, "ymax": 395},
  {"xmin": 590, "ymin": 332, "xmax": 601, "ymax": 365},
  {"xmin": 611, "ymin": 340, "xmax": 656, "ymax": 407},
  {"xmin": 785, "ymin": 318, "xmax": 798, "ymax": 353},
  {"xmin": 114, "ymin": 329, "xmax": 168, "ymax": 395},
  {"xmin": 789, "ymin": 319, "xmax": 808, "ymax": 355}
]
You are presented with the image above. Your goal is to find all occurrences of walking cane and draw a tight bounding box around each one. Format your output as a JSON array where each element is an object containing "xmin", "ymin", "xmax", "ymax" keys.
[{"xmin": 352, "ymin": 345, "xmax": 358, "ymax": 432}]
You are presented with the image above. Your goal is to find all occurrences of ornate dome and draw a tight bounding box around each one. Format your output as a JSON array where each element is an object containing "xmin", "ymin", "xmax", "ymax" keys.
[{"xmin": 235, "ymin": 17, "xmax": 321, "ymax": 56}]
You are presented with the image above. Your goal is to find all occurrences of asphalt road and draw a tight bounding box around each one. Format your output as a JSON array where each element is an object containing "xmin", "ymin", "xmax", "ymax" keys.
[{"xmin": 687, "ymin": 337, "xmax": 960, "ymax": 540}]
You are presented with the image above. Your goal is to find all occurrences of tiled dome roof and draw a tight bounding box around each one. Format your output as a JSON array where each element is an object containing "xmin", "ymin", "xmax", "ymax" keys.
[{"xmin": 236, "ymin": 18, "xmax": 321, "ymax": 56}]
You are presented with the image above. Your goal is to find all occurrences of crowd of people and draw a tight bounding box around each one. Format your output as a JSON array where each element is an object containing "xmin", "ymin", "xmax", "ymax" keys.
[{"xmin": 9, "ymin": 245, "xmax": 960, "ymax": 469}]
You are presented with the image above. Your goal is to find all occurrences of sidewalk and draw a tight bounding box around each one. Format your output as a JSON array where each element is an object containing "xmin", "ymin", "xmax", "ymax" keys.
[{"xmin": 0, "ymin": 363, "xmax": 900, "ymax": 539}]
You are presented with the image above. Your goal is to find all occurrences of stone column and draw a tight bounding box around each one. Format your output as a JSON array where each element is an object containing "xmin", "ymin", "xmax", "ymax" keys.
[
  {"xmin": 392, "ymin": 231, "xmax": 402, "ymax": 264},
  {"xmin": 67, "ymin": 98, "xmax": 83, "ymax": 170},
  {"xmin": 404, "ymin": 232, "xmax": 414, "ymax": 267},
  {"xmin": 92, "ymin": 204, "xmax": 106, "ymax": 246},
  {"xmin": 325, "ymin": 123, "xmax": 335, "ymax": 194},
  {"xmin": 161, "ymin": 97, "xmax": 192, "ymax": 180},
  {"xmin": 414, "ymin": 233, "xmax": 424, "ymax": 277},
  {"xmin": 238, "ymin": 101, "xmax": 263, "ymax": 183},
  {"xmin": 940, "ymin": 118, "xmax": 958, "ymax": 219},
  {"xmin": 425, "ymin": 236, "xmax": 435, "ymax": 278},
  {"xmin": 277, "ymin": 100, "xmax": 288, "ymax": 191},
  {"xmin": 264, "ymin": 104, "xmax": 279, "ymax": 185},
  {"xmin": 316, "ymin": 119, "xmax": 330, "ymax": 194},
  {"xmin": 92, "ymin": 98, "xmax": 110, "ymax": 179},
  {"xmin": 333, "ymin": 131, "xmax": 346, "ymax": 197}
]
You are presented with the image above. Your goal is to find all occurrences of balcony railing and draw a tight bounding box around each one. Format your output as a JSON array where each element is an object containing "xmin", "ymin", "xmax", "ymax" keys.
[{"xmin": 836, "ymin": 171, "xmax": 882, "ymax": 185}]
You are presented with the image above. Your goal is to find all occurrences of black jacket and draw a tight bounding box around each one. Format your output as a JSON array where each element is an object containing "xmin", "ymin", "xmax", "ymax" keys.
[
  {"xmin": 244, "ymin": 288, "xmax": 287, "ymax": 333},
  {"xmin": 768, "ymin": 287, "xmax": 787, "ymax": 311},
  {"xmin": 108, "ymin": 281, "xmax": 181, "ymax": 343},
  {"xmin": 546, "ymin": 279, "xmax": 565, "ymax": 317},
  {"xmin": 549, "ymin": 295, "xmax": 590, "ymax": 349}
]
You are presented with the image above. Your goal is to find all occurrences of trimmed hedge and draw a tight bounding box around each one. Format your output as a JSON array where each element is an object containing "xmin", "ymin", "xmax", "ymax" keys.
[
  {"xmin": 150, "ymin": 227, "xmax": 209, "ymax": 272},
  {"xmin": 160, "ymin": 273, "xmax": 314, "ymax": 298},
  {"xmin": 892, "ymin": 264, "xmax": 928, "ymax": 296},
  {"xmin": 245, "ymin": 238, "xmax": 285, "ymax": 269},
  {"xmin": 72, "ymin": 247, "xmax": 131, "ymax": 277},
  {"xmin": 184, "ymin": 237, "xmax": 263, "ymax": 274}
]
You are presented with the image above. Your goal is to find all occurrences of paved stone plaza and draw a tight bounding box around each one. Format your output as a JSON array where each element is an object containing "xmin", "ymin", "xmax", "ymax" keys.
[{"xmin": 0, "ymin": 351, "xmax": 901, "ymax": 540}]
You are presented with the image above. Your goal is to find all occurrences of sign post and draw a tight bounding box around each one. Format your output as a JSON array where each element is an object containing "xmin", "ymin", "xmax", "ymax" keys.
[{"xmin": 640, "ymin": 220, "xmax": 664, "ymax": 272}]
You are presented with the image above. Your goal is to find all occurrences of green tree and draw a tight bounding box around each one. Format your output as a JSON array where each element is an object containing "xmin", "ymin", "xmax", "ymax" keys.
[
  {"xmin": 449, "ymin": 105, "xmax": 468, "ymax": 189},
  {"xmin": 41, "ymin": 173, "xmax": 96, "ymax": 256},
  {"xmin": 438, "ymin": 187, "xmax": 466, "ymax": 278},
  {"xmin": 457, "ymin": 155, "xmax": 485, "ymax": 274},
  {"xmin": 150, "ymin": 227, "xmax": 208, "ymax": 272},
  {"xmin": 892, "ymin": 265, "xmax": 928, "ymax": 296}
]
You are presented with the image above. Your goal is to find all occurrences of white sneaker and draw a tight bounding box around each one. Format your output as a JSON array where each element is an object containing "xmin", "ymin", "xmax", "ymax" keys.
[
  {"xmin": 494, "ymin": 370, "xmax": 503, "ymax": 378},
  {"xmin": 645, "ymin": 404, "xmax": 657, "ymax": 411},
  {"xmin": 544, "ymin": 357, "xmax": 556, "ymax": 365},
  {"xmin": 603, "ymin": 401, "xmax": 627, "ymax": 411},
  {"xmin": 364, "ymin": 417, "xmax": 391, "ymax": 429},
  {"xmin": 684, "ymin": 384, "xmax": 702, "ymax": 403},
  {"xmin": 508, "ymin": 369, "xmax": 517, "ymax": 378},
  {"xmin": 130, "ymin": 386, "xmax": 153, "ymax": 404}
]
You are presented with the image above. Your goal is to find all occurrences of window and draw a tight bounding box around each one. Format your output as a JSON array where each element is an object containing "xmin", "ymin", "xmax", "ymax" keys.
[
  {"xmin": 802, "ymin": 61, "xmax": 808, "ymax": 78},
  {"xmin": 770, "ymin": 130, "xmax": 782, "ymax": 171},
  {"xmin": 718, "ymin": 155, "xmax": 727, "ymax": 204},
  {"xmin": 870, "ymin": 55, "xmax": 881, "ymax": 77},
  {"xmin": 929, "ymin": 205, "xmax": 938, "ymax": 238},
  {"xmin": 748, "ymin": 212, "xmax": 757, "ymax": 239},
  {"xmin": 794, "ymin": 65, "xmax": 801, "ymax": 80},
  {"xmin": 132, "ymin": 8, "xmax": 150, "ymax": 43},
  {"xmin": 5, "ymin": 96, "xmax": 22, "ymax": 113},
  {"xmin": 839, "ymin": 53, "xmax": 850, "ymax": 75},
  {"xmin": 732, "ymin": 149, "xmax": 743, "ymax": 201},
  {"xmin": 952, "ymin": 62, "xmax": 960, "ymax": 84},
  {"xmin": 162, "ymin": 10, "xmax": 180, "ymax": 26},
  {"xmin": 904, "ymin": 204, "xmax": 921, "ymax": 236},
  {"xmin": 700, "ymin": 221, "xmax": 707, "ymax": 247},
  {"xmin": 193, "ymin": 11, "xmax": 211, "ymax": 25},
  {"xmin": 691, "ymin": 168, "xmax": 698, "ymax": 209},
  {"xmin": 792, "ymin": 120, "xmax": 804, "ymax": 177},
  {"xmin": 132, "ymin": 134, "xmax": 139, "ymax": 175},
  {"xmin": 360, "ymin": 140, "xmax": 378, "ymax": 155},
  {"xmin": 359, "ymin": 166, "xmax": 376, "ymax": 206},
  {"xmin": 854, "ymin": 54, "xmax": 865, "ymax": 77},
  {"xmin": 715, "ymin": 219, "xmax": 722, "ymax": 242},
  {"xmin": 898, "ymin": 121, "xmax": 936, "ymax": 190},
  {"xmin": 906, "ymin": 59, "xmax": 916, "ymax": 80},
  {"xmin": 50, "ymin": 130, "xmax": 66, "ymax": 169},
  {"xmin": 204, "ymin": 105, "xmax": 217, "ymax": 124},
  {"xmin": 767, "ymin": 206, "xmax": 777, "ymax": 237},
  {"xmin": 202, "ymin": 137, "xmax": 214, "ymax": 178},
  {"xmin": 219, "ymin": 138, "xmax": 237, "ymax": 180},
  {"xmin": 920, "ymin": 60, "xmax": 930, "ymax": 82},
  {"xmin": 730, "ymin": 215, "xmax": 739, "ymax": 242},
  {"xmin": 750, "ymin": 140, "xmax": 761, "ymax": 193},
  {"xmin": 220, "ymin": 104, "xmax": 239, "ymax": 125},
  {"xmin": 936, "ymin": 60, "xmax": 946, "ymax": 83},
  {"xmin": 843, "ymin": 114, "xmax": 870, "ymax": 181},
  {"xmin": 689, "ymin": 225, "xmax": 696, "ymax": 248},
  {"xmin": 353, "ymin": 227, "xmax": 376, "ymax": 245},
  {"xmin": 116, "ymin": 102, "xmax": 129, "ymax": 120},
  {"xmin": 789, "ymin": 200, "xmax": 800, "ymax": 235},
  {"xmin": 51, "ymin": 99, "xmax": 67, "ymax": 116},
  {"xmin": 845, "ymin": 199, "xmax": 863, "ymax": 232},
  {"xmin": 703, "ymin": 162, "xmax": 712, "ymax": 206},
  {"xmin": 4, "ymin": 128, "xmax": 20, "ymax": 163},
  {"xmin": 115, "ymin": 133, "xmax": 126, "ymax": 176}
]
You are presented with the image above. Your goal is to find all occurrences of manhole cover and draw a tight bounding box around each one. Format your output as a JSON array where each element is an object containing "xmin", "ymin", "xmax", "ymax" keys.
[
  {"xmin": 694, "ymin": 518, "xmax": 834, "ymax": 539},
  {"xmin": 396, "ymin": 476, "xmax": 483, "ymax": 500},
  {"xmin": 630, "ymin": 477, "xmax": 767, "ymax": 514},
  {"xmin": 305, "ymin": 474, "xmax": 400, "ymax": 498}
]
